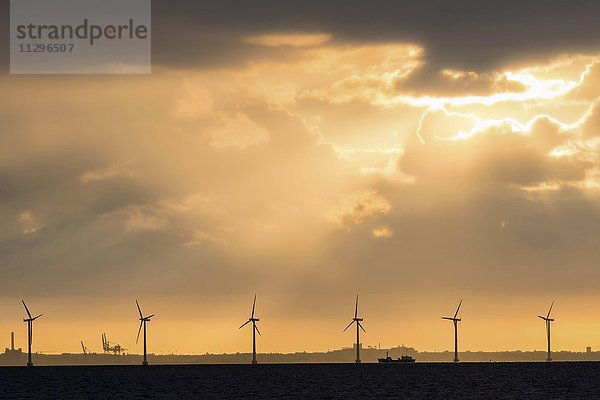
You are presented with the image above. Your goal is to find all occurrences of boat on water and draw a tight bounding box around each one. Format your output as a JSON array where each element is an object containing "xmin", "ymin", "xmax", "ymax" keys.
[{"xmin": 377, "ymin": 351, "xmax": 416, "ymax": 363}]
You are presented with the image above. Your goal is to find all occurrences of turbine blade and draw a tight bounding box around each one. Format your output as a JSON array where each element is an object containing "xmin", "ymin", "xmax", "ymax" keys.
[
  {"xmin": 146, "ymin": 314, "xmax": 155, "ymax": 320},
  {"xmin": 442, "ymin": 317, "xmax": 454, "ymax": 320},
  {"xmin": 255, "ymin": 324, "xmax": 261, "ymax": 336},
  {"xmin": 355, "ymin": 294, "xmax": 359, "ymax": 319},
  {"xmin": 136, "ymin": 300, "xmax": 143, "ymax": 319},
  {"xmin": 343, "ymin": 320, "xmax": 354, "ymax": 332},
  {"xmin": 538, "ymin": 315, "xmax": 547, "ymax": 320},
  {"xmin": 454, "ymin": 299, "xmax": 463, "ymax": 319},
  {"xmin": 239, "ymin": 320, "xmax": 251, "ymax": 329},
  {"xmin": 32, "ymin": 314, "xmax": 43, "ymax": 321},
  {"xmin": 358, "ymin": 321, "xmax": 366, "ymax": 333},
  {"xmin": 251, "ymin": 294, "xmax": 256, "ymax": 319},
  {"xmin": 22, "ymin": 300, "xmax": 32, "ymax": 319},
  {"xmin": 136, "ymin": 321, "xmax": 143, "ymax": 344},
  {"xmin": 547, "ymin": 301, "xmax": 554, "ymax": 319}
]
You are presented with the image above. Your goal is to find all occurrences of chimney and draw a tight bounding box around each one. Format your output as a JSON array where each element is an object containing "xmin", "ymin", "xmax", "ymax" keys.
[{"xmin": 11, "ymin": 332, "xmax": 14, "ymax": 350}]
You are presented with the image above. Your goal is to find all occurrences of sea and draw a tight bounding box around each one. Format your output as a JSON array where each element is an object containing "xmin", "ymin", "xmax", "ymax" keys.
[{"xmin": 1, "ymin": 362, "xmax": 599, "ymax": 399}]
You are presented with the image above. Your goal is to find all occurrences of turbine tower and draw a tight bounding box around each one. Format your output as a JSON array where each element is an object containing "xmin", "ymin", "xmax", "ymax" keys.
[
  {"xmin": 442, "ymin": 299, "xmax": 462, "ymax": 363},
  {"xmin": 21, "ymin": 300, "xmax": 42, "ymax": 367},
  {"xmin": 538, "ymin": 301, "xmax": 554, "ymax": 362},
  {"xmin": 343, "ymin": 294, "xmax": 365, "ymax": 364},
  {"xmin": 135, "ymin": 300, "xmax": 155, "ymax": 366},
  {"xmin": 239, "ymin": 294, "xmax": 261, "ymax": 364}
]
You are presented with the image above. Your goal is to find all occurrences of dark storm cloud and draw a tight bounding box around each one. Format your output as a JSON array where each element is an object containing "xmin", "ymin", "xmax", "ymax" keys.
[
  {"xmin": 2, "ymin": 1, "xmax": 600, "ymax": 73},
  {"xmin": 153, "ymin": 0, "xmax": 600, "ymax": 71}
]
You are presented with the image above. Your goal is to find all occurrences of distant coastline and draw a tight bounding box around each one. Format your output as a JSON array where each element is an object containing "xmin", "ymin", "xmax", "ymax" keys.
[{"xmin": 3, "ymin": 345, "xmax": 600, "ymax": 366}]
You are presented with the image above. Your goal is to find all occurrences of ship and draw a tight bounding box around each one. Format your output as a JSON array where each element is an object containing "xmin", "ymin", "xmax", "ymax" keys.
[{"xmin": 377, "ymin": 351, "xmax": 416, "ymax": 363}]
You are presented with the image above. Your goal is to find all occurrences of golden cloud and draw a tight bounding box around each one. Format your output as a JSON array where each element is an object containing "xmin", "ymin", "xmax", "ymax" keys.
[
  {"xmin": 326, "ymin": 191, "xmax": 392, "ymax": 228},
  {"xmin": 18, "ymin": 210, "xmax": 42, "ymax": 235},
  {"xmin": 372, "ymin": 225, "xmax": 393, "ymax": 238},
  {"xmin": 244, "ymin": 33, "xmax": 332, "ymax": 47},
  {"xmin": 80, "ymin": 163, "xmax": 137, "ymax": 183}
]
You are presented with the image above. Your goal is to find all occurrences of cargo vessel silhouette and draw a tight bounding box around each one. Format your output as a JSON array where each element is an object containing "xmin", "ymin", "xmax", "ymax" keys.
[{"xmin": 377, "ymin": 351, "xmax": 415, "ymax": 363}]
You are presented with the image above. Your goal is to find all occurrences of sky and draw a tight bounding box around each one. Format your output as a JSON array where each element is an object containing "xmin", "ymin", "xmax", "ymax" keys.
[{"xmin": 1, "ymin": 0, "xmax": 600, "ymax": 355}]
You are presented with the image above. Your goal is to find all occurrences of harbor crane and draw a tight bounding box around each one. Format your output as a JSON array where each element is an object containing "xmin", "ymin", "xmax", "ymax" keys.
[{"xmin": 102, "ymin": 333, "xmax": 126, "ymax": 355}]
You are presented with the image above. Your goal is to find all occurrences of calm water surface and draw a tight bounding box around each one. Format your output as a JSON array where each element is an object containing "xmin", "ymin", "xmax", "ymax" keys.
[{"xmin": 1, "ymin": 362, "xmax": 598, "ymax": 399}]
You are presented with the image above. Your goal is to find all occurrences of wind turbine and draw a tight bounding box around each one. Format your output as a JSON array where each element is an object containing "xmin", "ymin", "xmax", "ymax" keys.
[
  {"xmin": 343, "ymin": 294, "xmax": 365, "ymax": 364},
  {"xmin": 538, "ymin": 301, "xmax": 554, "ymax": 362},
  {"xmin": 239, "ymin": 294, "xmax": 261, "ymax": 364},
  {"xmin": 22, "ymin": 300, "xmax": 42, "ymax": 367},
  {"xmin": 135, "ymin": 300, "xmax": 155, "ymax": 366},
  {"xmin": 442, "ymin": 299, "xmax": 462, "ymax": 363}
]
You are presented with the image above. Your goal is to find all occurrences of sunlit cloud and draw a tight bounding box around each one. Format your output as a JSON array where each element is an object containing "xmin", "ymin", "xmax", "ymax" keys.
[
  {"xmin": 122, "ymin": 207, "xmax": 168, "ymax": 232},
  {"xmin": 209, "ymin": 113, "xmax": 270, "ymax": 148},
  {"xmin": 244, "ymin": 33, "xmax": 332, "ymax": 47},
  {"xmin": 80, "ymin": 163, "xmax": 138, "ymax": 183},
  {"xmin": 18, "ymin": 210, "xmax": 42, "ymax": 235},
  {"xmin": 372, "ymin": 225, "xmax": 393, "ymax": 238},
  {"xmin": 325, "ymin": 191, "xmax": 391, "ymax": 228}
]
